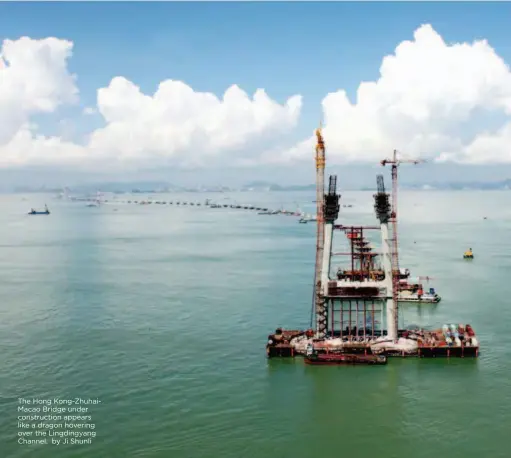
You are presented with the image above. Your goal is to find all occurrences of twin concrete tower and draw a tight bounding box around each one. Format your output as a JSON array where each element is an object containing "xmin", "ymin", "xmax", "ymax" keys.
[{"xmin": 313, "ymin": 127, "xmax": 396, "ymax": 341}]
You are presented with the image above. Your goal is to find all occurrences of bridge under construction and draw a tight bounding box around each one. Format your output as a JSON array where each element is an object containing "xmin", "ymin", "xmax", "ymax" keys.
[{"xmin": 266, "ymin": 126, "xmax": 479, "ymax": 360}]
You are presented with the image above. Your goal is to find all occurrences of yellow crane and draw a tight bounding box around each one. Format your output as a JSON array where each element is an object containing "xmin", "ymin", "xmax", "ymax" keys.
[{"xmin": 313, "ymin": 123, "xmax": 327, "ymax": 337}]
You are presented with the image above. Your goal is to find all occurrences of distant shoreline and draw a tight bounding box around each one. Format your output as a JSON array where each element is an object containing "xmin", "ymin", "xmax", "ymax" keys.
[{"xmin": 5, "ymin": 186, "xmax": 511, "ymax": 194}]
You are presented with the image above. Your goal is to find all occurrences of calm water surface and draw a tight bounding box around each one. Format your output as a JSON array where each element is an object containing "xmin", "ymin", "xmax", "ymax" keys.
[{"xmin": 0, "ymin": 191, "xmax": 509, "ymax": 457}]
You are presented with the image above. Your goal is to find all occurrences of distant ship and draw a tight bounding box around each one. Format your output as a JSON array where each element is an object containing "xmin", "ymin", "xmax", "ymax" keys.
[
  {"xmin": 298, "ymin": 214, "xmax": 317, "ymax": 224},
  {"xmin": 28, "ymin": 204, "xmax": 50, "ymax": 215},
  {"xmin": 86, "ymin": 196, "xmax": 101, "ymax": 207}
]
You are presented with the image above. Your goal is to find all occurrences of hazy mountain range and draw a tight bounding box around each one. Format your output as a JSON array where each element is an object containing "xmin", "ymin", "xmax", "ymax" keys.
[{"xmin": 10, "ymin": 179, "xmax": 511, "ymax": 194}]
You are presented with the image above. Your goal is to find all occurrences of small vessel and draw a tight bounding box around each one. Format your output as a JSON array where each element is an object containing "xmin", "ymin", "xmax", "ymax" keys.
[
  {"xmin": 298, "ymin": 214, "xmax": 316, "ymax": 223},
  {"xmin": 398, "ymin": 291, "xmax": 441, "ymax": 303},
  {"xmin": 398, "ymin": 282, "xmax": 441, "ymax": 303},
  {"xmin": 464, "ymin": 248, "xmax": 474, "ymax": 259},
  {"xmin": 28, "ymin": 204, "xmax": 50, "ymax": 215},
  {"xmin": 396, "ymin": 272, "xmax": 441, "ymax": 304},
  {"xmin": 305, "ymin": 352, "xmax": 387, "ymax": 365}
]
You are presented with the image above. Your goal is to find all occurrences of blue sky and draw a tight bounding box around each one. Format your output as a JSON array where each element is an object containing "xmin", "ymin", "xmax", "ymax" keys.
[{"xmin": 1, "ymin": 1, "xmax": 511, "ymax": 187}]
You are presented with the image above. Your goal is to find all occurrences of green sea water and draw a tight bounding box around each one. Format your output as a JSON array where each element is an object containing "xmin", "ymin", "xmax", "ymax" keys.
[{"xmin": 0, "ymin": 190, "xmax": 510, "ymax": 458}]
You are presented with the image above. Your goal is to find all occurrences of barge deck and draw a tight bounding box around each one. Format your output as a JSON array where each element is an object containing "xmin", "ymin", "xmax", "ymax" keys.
[{"xmin": 266, "ymin": 326, "xmax": 479, "ymax": 359}]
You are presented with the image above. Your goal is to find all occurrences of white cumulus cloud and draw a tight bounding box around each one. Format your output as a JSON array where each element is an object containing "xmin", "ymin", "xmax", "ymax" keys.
[
  {"xmin": 283, "ymin": 24, "xmax": 511, "ymax": 165},
  {"xmin": 0, "ymin": 37, "xmax": 83, "ymax": 168},
  {"xmin": 3, "ymin": 25, "xmax": 511, "ymax": 170},
  {"xmin": 0, "ymin": 36, "xmax": 77, "ymax": 145},
  {"xmin": 88, "ymin": 77, "xmax": 301, "ymax": 167},
  {"xmin": 0, "ymin": 36, "xmax": 301, "ymax": 169}
]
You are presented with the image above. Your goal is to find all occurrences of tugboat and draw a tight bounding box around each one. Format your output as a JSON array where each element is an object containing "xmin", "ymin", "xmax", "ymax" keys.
[
  {"xmin": 304, "ymin": 344, "xmax": 387, "ymax": 365},
  {"xmin": 28, "ymin": 204, "xmax": 50, "ymax": 215},
  {"xmin": 463, "ymin": 248, "xmax": 474, "ymax": 259},
  {"xmin": 398, "ymin": 283, "xmax": 441, "ymax": 303}
]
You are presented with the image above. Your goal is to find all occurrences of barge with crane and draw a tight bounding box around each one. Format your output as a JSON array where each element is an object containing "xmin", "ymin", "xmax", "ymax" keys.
[{"xmin": 265, "ymin": 127, "xmax": 479, "ymax": 360}]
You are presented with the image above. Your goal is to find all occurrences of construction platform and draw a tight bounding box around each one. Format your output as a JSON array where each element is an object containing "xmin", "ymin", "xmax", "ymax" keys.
[
  {"xmin": 266, "ymin": 328, "xmax": 479, "ymax": 359},
  {"xmin": 267, "ymin": 130, "xmax": 479, "ymax": 364}
]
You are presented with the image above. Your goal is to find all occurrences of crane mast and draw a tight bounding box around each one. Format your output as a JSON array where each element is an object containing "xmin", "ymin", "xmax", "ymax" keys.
[
  {"xmin": 313, "ymin": 126, "xmax": 326, "ymax": 337},
  {"xmin": 381, "ymin": 149, "xmax": 424, "ymax": 340}
]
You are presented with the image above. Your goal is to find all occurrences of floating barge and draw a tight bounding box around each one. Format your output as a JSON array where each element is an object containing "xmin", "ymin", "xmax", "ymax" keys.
[
  {"xmin": 266, "ymin": 130, "xmax": 479, "ymax": 361},
  {"xmin": 266, "ymin": 326, "xmax": 479, "ymax": 359}
]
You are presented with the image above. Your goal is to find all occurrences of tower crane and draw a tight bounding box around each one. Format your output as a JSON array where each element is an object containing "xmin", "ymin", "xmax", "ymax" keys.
[
  {"xmin": 380, "ymin": 149, "xmax": 425, "ymax": 340},
  {"xmin": 312, "ymin": 124, "xmax": 327, "ymax": 337}
]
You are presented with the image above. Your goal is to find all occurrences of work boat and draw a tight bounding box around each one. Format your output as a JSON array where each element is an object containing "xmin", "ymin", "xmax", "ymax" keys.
[
  {"xmin": 28, "ymin": 205, "xmax": 50, "ymax": 215},
  {"xmin": 398, "ymin": 290, "xmax": 441, "ymax": 303},
  {"xmin": 398, "ymin": 276, "xmax": 441, "ymax": 304},
  {"xmin": 464, "ymin": 249, "xmax": 474, "ymax": 259}
]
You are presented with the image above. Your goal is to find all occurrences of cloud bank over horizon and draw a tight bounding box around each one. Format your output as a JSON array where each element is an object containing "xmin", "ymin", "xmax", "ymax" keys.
[
  {"xmin": 1, "ymin": 24, "xmax": 511, "ymax": 171},
  {"xmin": 283, "ymin": 24, "xmax": 511, "ymax": 165}
]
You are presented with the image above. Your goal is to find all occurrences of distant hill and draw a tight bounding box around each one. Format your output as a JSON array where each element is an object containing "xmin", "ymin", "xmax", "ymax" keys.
[
  {"xmin": 73, "ymin": 181, "xmax": 178, "ymax": 193},
  {"xmin": 12, "ymin": 179, "xmax": 511, "ymax": 194},
  {"xmin": 401, "ymin": 179, "xmax": 511, "ymax": 190},
  {"xmin": 242, "ymin": 181, "xmax": 316, "ymax": 191}
]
